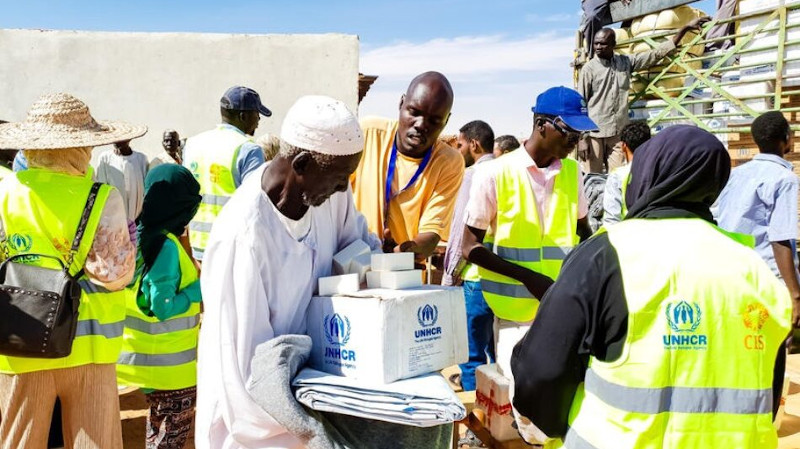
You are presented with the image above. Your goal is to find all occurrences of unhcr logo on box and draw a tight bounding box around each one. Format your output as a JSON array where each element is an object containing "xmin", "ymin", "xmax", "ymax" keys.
[
  {"xmin": 663, "ymin": 300, "xmax": 708, "ymax": 350},
  {"xmin": 323, "ymin": 313, "xmax": 356, "ymax": 365},
  {"xmin": 415, "ymin": 304, "xmax": 442, "ymax": 342}
]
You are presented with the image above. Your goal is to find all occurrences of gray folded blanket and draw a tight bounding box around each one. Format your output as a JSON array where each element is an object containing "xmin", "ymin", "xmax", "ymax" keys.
[{"xmin": 247, "ymin": 334, "xmax": 452, "ymax": 449}]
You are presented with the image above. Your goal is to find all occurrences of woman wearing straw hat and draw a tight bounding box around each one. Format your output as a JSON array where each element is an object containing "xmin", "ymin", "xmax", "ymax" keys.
[{"xmin": 0, "ymin": 93, "xmax": 143, "ymax": 449}]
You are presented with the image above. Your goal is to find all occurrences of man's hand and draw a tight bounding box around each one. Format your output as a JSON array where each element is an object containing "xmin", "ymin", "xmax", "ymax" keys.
[
  {"xmin": 686, "ymin": 16, "xmax": 711, "ymax": 32},
  {"xmin": 382, "ymin": 228, "xmax": 397, "ymax": 253},
  {"xmin": 772, "ymin": 241, "xmax": 800, "ymax": 328},
  {"xmin": 621, "ymin": 0, "xmax": 632, "ymax": 5},
  {"xmin": 577, "ymin": 139, "xmax": 590, "ymax": 161},
  {"xmin": 673, "ymin": 17, "xmax": 712, "ymax": 46}
]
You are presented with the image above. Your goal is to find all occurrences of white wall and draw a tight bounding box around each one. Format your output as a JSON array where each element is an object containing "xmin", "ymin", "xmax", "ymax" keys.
[{"xmin": 0, "ymin": 29, "xmax": 359, "ymax": 159}]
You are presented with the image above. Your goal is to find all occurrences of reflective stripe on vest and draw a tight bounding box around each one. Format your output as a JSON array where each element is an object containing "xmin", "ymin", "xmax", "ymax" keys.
[
  {"xmin": 478, "ymin": 151, "xmax": 580, "ymax": 322},
  {"xmin": 124, "ymin": 315, "xmax": 200, "ymax": 335},
  {"xmin": 564, "ymin": 219, "xmax": 792, "ymax": 449},
  {"xmin": 116, "ymin": 233, "xmax": 201, "ymax": 390},
  {"xmin": 118, "ymin": 347, "xmax": 197, "ymax": 367},
  {"xmin": 183, "ymin": 126, "xmax": 250, "ymax": 260},
  {"xmin": 75, "ymin": 320, "xmax": 125, "ymax": 339},
  {"xmin": 0, "ymin": 169, "xmax": 126, "ymax": 374},
  {"xmin": 582, "ymin": 368, "xmax": 771, "ymax": 415}
]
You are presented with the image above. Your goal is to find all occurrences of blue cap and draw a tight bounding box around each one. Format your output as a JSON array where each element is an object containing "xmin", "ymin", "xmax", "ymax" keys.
[
  {"xmin": 531, "ymin": 86, "xmax": 598, "ymax": 132},
  {"xmin": 220, "ymin": 86, "xmax": 272, "ymax": 117}
]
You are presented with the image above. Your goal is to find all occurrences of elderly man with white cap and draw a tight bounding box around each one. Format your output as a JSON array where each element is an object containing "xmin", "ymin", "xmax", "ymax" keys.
[{"xmin": 195, "ymin": 95, "xmax": 380, "ymax": 449}]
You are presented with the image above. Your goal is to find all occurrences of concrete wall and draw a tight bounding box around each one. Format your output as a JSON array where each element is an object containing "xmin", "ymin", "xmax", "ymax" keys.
[{"xmin": 0, "ymin": 29, "xmax": 359, "ymax": 159}]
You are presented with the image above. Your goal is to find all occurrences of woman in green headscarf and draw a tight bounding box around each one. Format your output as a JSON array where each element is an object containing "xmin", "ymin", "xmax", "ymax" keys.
[{"xmin": 116, "ymin": 164, "xmax": 202, "ymax": 449}]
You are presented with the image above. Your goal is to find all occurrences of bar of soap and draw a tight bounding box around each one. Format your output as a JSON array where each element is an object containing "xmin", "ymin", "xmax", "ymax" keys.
[
  {"xmin": 318, "ymin": 273, "xmax": 360, "ymax": 296},
  {"xmin": 333, "ymin": 240, "xmax": 371, "ymax": 275},
  {"xmin": 351, "ymin": 253, "xmax": 372, "ymax": 283},
  {"xmin": 371, "ymin": 252, "xmax": 414, "ymax": 272},
  {"xmin": 366, "ymin": 270, "xmax": 423, "ymax": 290}
]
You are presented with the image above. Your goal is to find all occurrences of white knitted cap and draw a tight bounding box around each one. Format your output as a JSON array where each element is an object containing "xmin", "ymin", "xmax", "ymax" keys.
[{"xmin": 280, "ymin": 95, "xmax": 364, "ymax": 156}]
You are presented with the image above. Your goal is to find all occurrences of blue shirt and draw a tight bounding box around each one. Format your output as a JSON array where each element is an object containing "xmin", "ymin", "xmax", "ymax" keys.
[
  {"xmin": 217, "ymin": 124, "xmax": 266, "ymax": 187},
  {"xmin": 12, "ymin": 152, "xmax": 26, "ymax": 172},
  {"xmin": 714, "ymin": 153, "xmax": 799, "ymax": 279}
]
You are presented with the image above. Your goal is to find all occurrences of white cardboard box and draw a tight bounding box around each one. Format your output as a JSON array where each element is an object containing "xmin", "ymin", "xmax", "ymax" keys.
[
  {"xmin": 307, "ymin": 286, "xmax": 469, "ymax": 383},
  {"xmin": 739, "ymin": 0, "xmax": 800, "ymax": 16},
  {"xmin": 475, "ymin": 364, "xmax": 518, "ymax": 442},
  {"xmin": 371, "ymin": 252, "xmax": 414, "ymax": 271},
  {"xmin": 366, "ymin": 270, "xmax": 423, "ymax": 290},
  {"xmin": 318, "ymin": 273, "xmax": 360, "ymax": 297},
  {"xmin": 332, "ymin": 240, "xmax": 371, "ymax": 276},
  {"xmin": 350, "ymin": 253, "xmax": 371, "ymax": 283}
]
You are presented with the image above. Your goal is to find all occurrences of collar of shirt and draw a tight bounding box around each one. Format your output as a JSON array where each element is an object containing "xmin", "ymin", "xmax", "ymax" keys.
[
  {"xmin": 511, "ymin": 147, "xmax": 563, "ymax": 182},
  {"xmin": 593, "ymin": 54, "xmax": 616, "ymax": 68},
  {"xmin": 475, "ymin": 153, "xmax": 495, "ymax": 165},
  {"xmin": 752, "ymin": 153, "xmax": 793, "ymax": 170},
  {"xmin": 218, "ymin": 123, "xmax": 248, "ymax": 136}
]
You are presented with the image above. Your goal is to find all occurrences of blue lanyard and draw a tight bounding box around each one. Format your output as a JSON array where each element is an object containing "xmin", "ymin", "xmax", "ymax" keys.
[{"xmin": 384, "ymin": 139, "xmax": 433, "ymax": 223}]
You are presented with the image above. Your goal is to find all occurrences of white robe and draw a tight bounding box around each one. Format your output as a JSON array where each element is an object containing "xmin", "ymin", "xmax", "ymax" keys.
[{"xmin": 195, "ymin": 164, "xmax": 380, "ymax": 449}]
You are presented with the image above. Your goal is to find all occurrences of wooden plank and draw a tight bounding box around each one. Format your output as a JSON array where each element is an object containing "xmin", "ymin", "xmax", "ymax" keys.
[{"xmin": 610, "ymin": 0, "xmax": 700, "ymax": 23}]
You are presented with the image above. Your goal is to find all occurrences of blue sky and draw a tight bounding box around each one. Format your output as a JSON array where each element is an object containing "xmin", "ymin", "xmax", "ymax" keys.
[{"xmin": 3, "ymin": 0, "xmax": 716, "ymax": 136}]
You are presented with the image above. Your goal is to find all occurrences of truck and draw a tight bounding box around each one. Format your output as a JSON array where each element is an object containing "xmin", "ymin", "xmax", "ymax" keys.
[{"xmin": 574, "ymin": 0, "xmax": 800, "ymax": 165}]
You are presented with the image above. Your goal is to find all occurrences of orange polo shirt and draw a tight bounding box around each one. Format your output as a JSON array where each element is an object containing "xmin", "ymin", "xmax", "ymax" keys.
[{"xmin": 351, "ymin": 117, "xmax": 465, "ymax": 244}]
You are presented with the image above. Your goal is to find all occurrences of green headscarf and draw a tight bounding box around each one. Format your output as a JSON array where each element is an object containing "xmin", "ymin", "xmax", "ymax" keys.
[{"xmin": 137, "ymin": 164, "xmax": 201, "ymax": 272}]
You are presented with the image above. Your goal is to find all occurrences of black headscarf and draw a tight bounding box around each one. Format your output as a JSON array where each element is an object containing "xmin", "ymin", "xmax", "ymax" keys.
[
  {"xmin": 625, "ymin": 125, "xmax": 730, "ymax": 222},
  {"xmin": 137, "ymin": 164, "xmax": 201, "ymax": 272}
]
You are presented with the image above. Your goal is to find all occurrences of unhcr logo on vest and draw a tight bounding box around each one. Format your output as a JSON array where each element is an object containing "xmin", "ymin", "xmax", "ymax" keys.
[
  {"xmin": 663, "ymin": 300, "xmax": 708, "ymax": 350},
  {"xmin": 323, "ymin": 313, "xmax": 356, "ymax": 365},
  {"xmin": 415, "ymin": 304, "xmax": 443, "ymax": 342},
  {"xmin": 8, "ymin": 233, "xmax": 33, "ymax": 252}
]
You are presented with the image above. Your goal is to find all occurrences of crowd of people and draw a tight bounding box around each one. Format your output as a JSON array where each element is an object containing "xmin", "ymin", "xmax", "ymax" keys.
[{"xmin": 0, "ymin": 30, "xmax": 797, "ymax": 449}]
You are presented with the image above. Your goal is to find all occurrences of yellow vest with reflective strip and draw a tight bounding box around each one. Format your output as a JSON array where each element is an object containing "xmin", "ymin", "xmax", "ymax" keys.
[
  {"xmin": 117, "ymin": 233, "xmax": 200, "ymax": 390},
  {"xmin": 479, "ymin": 154, "xmax": 580, "ymax": 322},
  {"xmin": 612, "ymin": 163, "xmax": 631, "ymax": 219},
  {"xmin": 563, "ymin": 219, "xmax": 791, "ymax": 449},
  {"xmin": 0, "ymin": 169, "xmax": 126, "ymax": 373},
  {"xmin": 183, "ymin": 125, "xmax": 251, "ymax": 260}
]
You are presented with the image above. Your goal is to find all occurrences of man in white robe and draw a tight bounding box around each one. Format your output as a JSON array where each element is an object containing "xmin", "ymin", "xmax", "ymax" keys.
[{"xmin": 196, "ymin": 95, "xmax": 381, "ymax": 449}]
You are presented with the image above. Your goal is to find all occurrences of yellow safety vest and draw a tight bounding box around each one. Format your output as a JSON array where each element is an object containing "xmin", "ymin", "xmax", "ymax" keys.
[
  {"xmin": 0, "ymin": 168, "xmax": 126, "ymax": 373},
  {"xmin": 612, "ymin": 163, "xmax": 631, "ymax": 219},
  {"xmin": 183, "ymin": 125, "xmax": 251, "ymax": 260},
  {"xmin": 479, "ymin": 153, "xmax": 580, "ymax": 322},
  {"xmin": 117, "ymin": 233, "xmax": 201, "ymax": 391},
  {"xmin": 563, "ymin": 219, "xmax": 791, "ymax": 449}
]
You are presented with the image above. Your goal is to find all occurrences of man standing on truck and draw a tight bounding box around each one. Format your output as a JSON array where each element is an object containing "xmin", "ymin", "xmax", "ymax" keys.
[{"xmin": 577, "ymin": 16, "xmax": 709, "ymax": 174}]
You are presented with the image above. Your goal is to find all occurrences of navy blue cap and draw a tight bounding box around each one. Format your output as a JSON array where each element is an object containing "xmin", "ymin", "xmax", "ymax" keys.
[
  {"xmin": 531, "ymin": 86, "xmax": 598, "ymax": 132},
  {"xmin": 220, "ymin": 86, "xmax": 272, "ymax": 117}
]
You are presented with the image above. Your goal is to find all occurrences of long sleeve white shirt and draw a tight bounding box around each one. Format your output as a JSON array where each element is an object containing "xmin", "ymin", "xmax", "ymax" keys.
[{"xmin": 195, "ymin": 164, "xmax": 380, "ymax": 449}]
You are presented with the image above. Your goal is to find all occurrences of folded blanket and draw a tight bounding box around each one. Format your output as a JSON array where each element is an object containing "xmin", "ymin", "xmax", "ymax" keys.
[
  {"xmin": 248, "ymin": 334, "xmax": 455, "ymax": 449},
  {"xmin": 293, "ymin": 367, "xmax": 466, "ymax": 427}
]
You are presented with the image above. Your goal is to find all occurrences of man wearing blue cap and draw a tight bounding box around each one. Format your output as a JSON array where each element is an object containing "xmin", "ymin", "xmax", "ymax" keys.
[
  {"xmin": 461, "ymin": 86, "xmax": 596, "ymax": 444},
  {"xmin": 182, "ymin": 86, "xmax": 270, "ymax": 261}
]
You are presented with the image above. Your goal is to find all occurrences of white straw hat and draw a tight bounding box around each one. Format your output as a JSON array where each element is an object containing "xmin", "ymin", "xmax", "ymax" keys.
[
  {"xmin": 280, "ymin": 95, "xmax": 363, "ymax": 156},
  {"xmin": 0, "ymin": 93, "xmax": 147, "ymax": 150}
]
